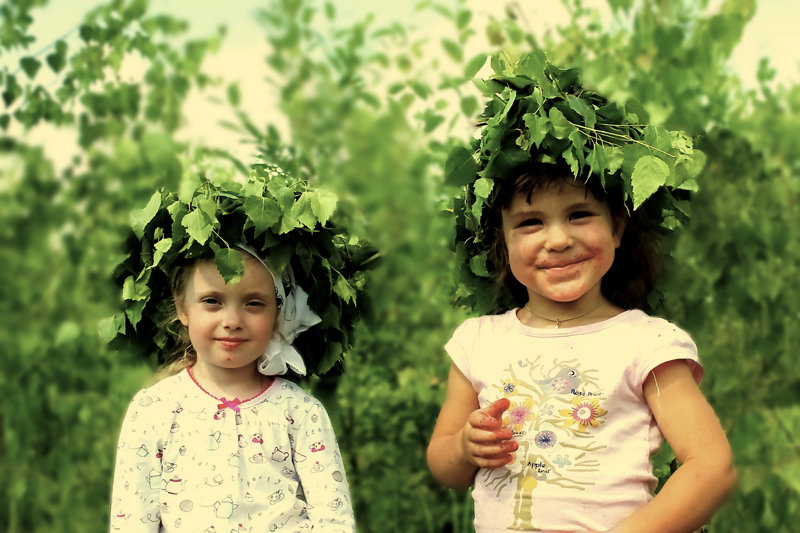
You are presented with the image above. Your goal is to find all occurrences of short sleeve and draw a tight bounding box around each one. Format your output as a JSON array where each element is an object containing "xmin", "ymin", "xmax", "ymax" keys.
[
  {"xmin": 109, "ymin": 389, "xmax": 166, "ymax": 532},
  {"xmin": 444, "ymin": 317, "xmax": 480, "ymax": 382},
  {"xmin": 636, "ymin": 318, "xmax": 703, "ymax": 387},
  {"xmin": 292, "ymin": 399, "xmax": 355, "ymax": 533}
]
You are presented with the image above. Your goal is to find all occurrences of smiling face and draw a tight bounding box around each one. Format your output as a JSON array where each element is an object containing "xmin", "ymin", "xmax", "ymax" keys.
[
  {"xmin": 176, "ymin": 255, "xmax": 278, "ymax": 374},
  {"xmin": 501, "ymin": 179, "xmax": 625, "ymax": 313}
]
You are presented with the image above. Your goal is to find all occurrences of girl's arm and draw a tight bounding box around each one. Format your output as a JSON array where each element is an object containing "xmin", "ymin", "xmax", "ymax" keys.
[
  {"xmin": 109, "ymin": 391, "xmax": 163, "ymax": 532},
  {"xmin": 426, "ymin": 364, "xmax": 517, "ymax": 489},
  {"xmin": 294, "ymin": 400, "xmax": 356, "ymax": 532},
  {"xmin": 608, "ymin": 360, "xmax": 736, "ymax": 533}
]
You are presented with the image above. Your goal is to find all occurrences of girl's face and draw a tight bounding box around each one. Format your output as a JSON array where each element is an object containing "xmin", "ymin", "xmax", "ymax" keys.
[
  {"xmin": 501, "ymin": 180, "xmax": 624, "ymax": 309},
  {"xmin": 176, "ymin": 255, "xmax": 278, "ymax": 373}
]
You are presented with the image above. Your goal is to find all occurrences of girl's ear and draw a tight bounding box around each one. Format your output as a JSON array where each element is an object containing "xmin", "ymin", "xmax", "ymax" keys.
[
  {"xmin": 176, "ymin": 298, "xmax": 189, "ymax": 327},
  {"xmin": 612, "ymin": 214, "xmax": 628, "ymax": 248}
]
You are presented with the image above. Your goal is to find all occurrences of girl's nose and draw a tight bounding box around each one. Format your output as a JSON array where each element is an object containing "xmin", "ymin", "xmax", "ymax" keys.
[
  {"xmin": 222, "ymin": 308, "xmax": 243, "ymax": 329},
  {"xmin": 544, "ymin": 223, "xmax": 572, "ymax": 252}
]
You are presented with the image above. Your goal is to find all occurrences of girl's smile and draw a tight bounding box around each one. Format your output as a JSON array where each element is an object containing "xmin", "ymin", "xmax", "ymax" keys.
[{"xmin": 215, "ymin": 337, "xmax": 248, "ymax": 350}]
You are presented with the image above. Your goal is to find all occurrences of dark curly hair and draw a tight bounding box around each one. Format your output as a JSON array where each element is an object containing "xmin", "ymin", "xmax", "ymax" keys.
[{"xmin": 486, "ymin": 162, "xmax": 664, "ymax": 313}]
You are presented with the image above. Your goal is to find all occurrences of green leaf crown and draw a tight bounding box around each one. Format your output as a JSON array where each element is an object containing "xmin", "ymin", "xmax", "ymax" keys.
[
  {"xmin": 446, "ymin": 50, "xmax": 705, "ymax": 312},
  {"xmin": 102, "ymin": 164, "xmax": 378, "ymax": 377}
]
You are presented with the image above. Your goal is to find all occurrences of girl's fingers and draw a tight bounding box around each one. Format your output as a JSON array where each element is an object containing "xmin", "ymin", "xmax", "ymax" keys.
[
  {"xmin": 472, "ymin": 454, "xmax": 515, "ymax": 469},
  {"xmin": 465, "ymin": 435, "xmax": 519, "ymax": 460},
  {"xmin": 470, "ymin": 398, "xmax": 511, "ymax": 430},
  {"xmin": 468, "ymin": 425, "xmax": 513, "ymax": 443}
]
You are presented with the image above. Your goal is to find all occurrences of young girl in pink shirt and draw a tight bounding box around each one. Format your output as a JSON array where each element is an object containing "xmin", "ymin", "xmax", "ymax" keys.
[{"xmin": 427, "ymin": 53, "xmax": 736, "ymax": 533}]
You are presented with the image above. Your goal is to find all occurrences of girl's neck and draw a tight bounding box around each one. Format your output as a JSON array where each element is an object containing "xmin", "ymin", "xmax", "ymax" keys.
[
  {"xmin": 188, "ymin": 361, "xmax": 272, "ymax": 400},
  {"xmin": 520, "ymin": 293, "xmax": 622, "ymax": 329}
]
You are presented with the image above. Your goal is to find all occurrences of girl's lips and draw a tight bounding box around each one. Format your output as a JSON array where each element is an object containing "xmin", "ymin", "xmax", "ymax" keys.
[
  {"xmin": 215, "ymin": 338, "xmax": 247, "ymax": 349},
  {"xmin": 538, "ymin": 257, "xmax": 587, "ymax": 271}
]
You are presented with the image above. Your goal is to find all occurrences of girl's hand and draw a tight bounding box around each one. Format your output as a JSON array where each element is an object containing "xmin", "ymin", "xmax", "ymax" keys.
[{"xmin": 460, "ymin": 398, "xmax": 518, "ymax": 469}]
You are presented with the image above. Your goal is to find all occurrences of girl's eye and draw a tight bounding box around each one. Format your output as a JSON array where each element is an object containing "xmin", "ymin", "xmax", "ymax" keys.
[
  {"xmin": 570, "ymin": 211, "xmax": 593, "ymax": 221},
  {"xmin": 201, "ymin": 298, "xmax": 221, "ymax": 306},
  {"xmin": 246, "ymin": 301, "xmax": 265, "ymax": 308},
  {"xmin": 518, "ymin": 218, "xmax": 542, "ymax": 227}
]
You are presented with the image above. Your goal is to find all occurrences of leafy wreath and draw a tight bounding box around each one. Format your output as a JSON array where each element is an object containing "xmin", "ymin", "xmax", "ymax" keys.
[
  {"xmin": 100, "ymin": 163, "xmax": 378, "ymax": 378},
  {"xmin": 445, "ymin": 50, "xmax": 705, "ymax": 312}
]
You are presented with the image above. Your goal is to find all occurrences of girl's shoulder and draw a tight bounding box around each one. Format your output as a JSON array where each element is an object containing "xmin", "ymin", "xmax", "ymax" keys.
[
  {"xmin": 621, "ymin": 310, "xmax": 695, "ymax": 343},
  {"xmin": 270, "ymin": 378, "xmax": 325, "ymax": 411},
  {"xmin": 125, "ymin": 371, "xmax": 189, "ymax": 415},
  {"xmin": 451, "ymin": 309, "xmax": 517, "ymax": 337}
]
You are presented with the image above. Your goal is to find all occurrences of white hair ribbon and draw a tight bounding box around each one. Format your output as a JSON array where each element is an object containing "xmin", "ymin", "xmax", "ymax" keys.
[{"xmin": 236, "ymin": 244, "xmax": 321, "ymax": 376}]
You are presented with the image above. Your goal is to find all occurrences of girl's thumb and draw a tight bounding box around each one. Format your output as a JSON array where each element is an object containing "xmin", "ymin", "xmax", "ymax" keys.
[{"xmin": 484, "ymin": 397, "xmax": 511, "ymax": 420}]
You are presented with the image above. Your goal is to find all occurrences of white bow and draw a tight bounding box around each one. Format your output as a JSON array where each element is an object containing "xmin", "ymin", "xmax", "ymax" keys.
[{"xmin": 237, "ymin": 245, "xmax": 321, "ymax": 376}]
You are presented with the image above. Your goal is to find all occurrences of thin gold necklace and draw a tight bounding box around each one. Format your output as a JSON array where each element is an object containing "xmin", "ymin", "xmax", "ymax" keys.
[{"xmin": 524, "ymin": 302, "xmax": 603, "ymax": 328}]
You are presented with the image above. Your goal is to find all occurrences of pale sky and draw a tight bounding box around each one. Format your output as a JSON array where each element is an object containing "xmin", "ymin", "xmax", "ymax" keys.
[{"xmin": 7, "ymin": 0, "xmax": 799, "ymax": 168}]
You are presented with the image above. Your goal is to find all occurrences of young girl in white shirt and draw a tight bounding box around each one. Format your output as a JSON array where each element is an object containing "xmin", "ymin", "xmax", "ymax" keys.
[
  {"xmin": 427, "ymin": 54, "xmax": 736, "ymax": 533},
  {"xmin": 108, "ymin": 170, "xmax": 373, "ymax": 532}
]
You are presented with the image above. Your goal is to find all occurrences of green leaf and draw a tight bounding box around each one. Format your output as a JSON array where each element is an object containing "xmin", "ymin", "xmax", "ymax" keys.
[
  {"xmin": 566, "ymin": 95, "xmax": 596, "ymax": 129},
  {"xmin": 292, "ymin": 192, "xmax": 318, "ymax": 229},
  {"xmin": 388, "ymin": 81, "xmax": 405, "ymax": 95},
  {"xmin": 421, "ymin": 109, "xmax": 445, "ymax": 132},
  {"xmin": 227, "ymin": 83, "xmax": 240, "ymax": 107},
  {"xmin": 548, "ymin": 108, "xmax": 575, "ymax": 139},
  {"xmin": 460, "ymin": 96, "xmax": 478, "ymax": 118},
  {"xmin": 671, "ymin": 150, "xmax": 706, "ymax": 186},
  {"xmin": 153, "ymin": 238, "xmax": 172, "ymax": 267},
  {"xmin": 333, "ymin": 275, "xmax": 357, "ymax": 304},
  {"xmin": 310, "ymin": 189, "xmax": 337, "ymax": 226},
  {"xmin": 409, "ymin": 80, "xmax": 431, "ymax": 99},
  {"xmin": 2, "ymin": 74, "xmax": 21, "ymax": 107},
  {"xmin": 244, "ymin": 195, "xmax": 281, "ymax": 235},
  {"xmin": 181, "ymin": 209, "xmax": 214, "ymax": 244},
  {"xmin": 631, "ymin": 155, "xmax": 670, "ymax": 209},
  {"xmin": 523, "ymin": 113, "xmax": 549, "ymax": 148},
  {"xmin": 19, "ymin": 56, "xmax": 41, "ymax": 79},
  {"xmin": 122, "ymin": 274, "xmax": 151, "ymax": 302},
  {"xmin": 168, "ymin": 200, "xmax": 189, "ymax": 243},
  {"xmin": 642, "ymin": 124, "xmax": 672, "ymax": 153},
  {"xmin": 130, "ymin": 191, "xmax": 161, "ymax": 239},
  {"xmin": 455, "ymin": 9, "xmax": 472, "ymax": 29},
  {"xmin": 473, "ymin": 177, "xmax": 493, "ymax": 199},
  {"xmin": 444, "ymin": 147, "xmax": 478, "ymax": 186},
  {"xmin": 586, "ymin": 146, "xmax": 607, "ymax": 177},
  {"xmin": 98, "ymin": 313, "xmax": 126, "ymax": 343},
  {"xmin": 126, "ymin": 299, "xmax": 147, "ymax": 328},
  {"xmin": 469, "ymin": 253, "xmax": 490, "ymax": 277},
  {"xmin": 196, "ymin": 197, "xmax": 219, "ymax": 221},
  {"xmin": 442, "ymin": 39, "xmax": 463, "ymax": 62},
  {"xmin": 605, "ymin": 146, "xmax": 625, "ymax": 174},
  {"xmin": 463, "ymin": 53, "xmax": 487, "ymax": 79},
  {"xmin": 46, "ymin": 41, "xmax": 68, "ymax": 73},
  {"xmin": 497, "ymin": 87, "xmax": 517, "ymax": 121},
  {"xmin": 242, "ymin": 177, "xmax": 266, "ymax": 197},
  {"xmin": 211, "ymin": 242, "xmax": 244, "ymax": 284}
]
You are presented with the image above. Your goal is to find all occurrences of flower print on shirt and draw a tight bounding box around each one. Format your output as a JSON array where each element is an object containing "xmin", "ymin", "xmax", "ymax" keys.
[
  {"xmin": 478, "ymin": 353, "xmax": 609, "ymax": 530},
  {"xmin": 503, "ymin": 398, "xmax": 536, "ymax": 434},
  {"xmin": 560, "ymin": 396, "xmax": 607, "ymax": 432}
]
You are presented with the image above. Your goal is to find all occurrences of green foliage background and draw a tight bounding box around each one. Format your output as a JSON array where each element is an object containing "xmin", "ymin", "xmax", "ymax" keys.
[{"xmin": 1, "ymin": 0, "xmax": 798, "ymax": 531}]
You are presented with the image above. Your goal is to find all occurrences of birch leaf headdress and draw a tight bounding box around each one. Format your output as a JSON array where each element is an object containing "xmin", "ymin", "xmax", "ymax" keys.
[
  {"xmin": 101, "ymin": 164, "xmax": 378, "ymax": 378},
  {"xmin": 446, "ymin": 50, "xmax": 705, "ymax": 312}
]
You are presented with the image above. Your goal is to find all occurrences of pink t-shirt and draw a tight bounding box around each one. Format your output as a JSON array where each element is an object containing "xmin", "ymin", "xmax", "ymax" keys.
[{"xmin": 445, "ymin": 309, "xmax": 702, "ymax": 533}]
